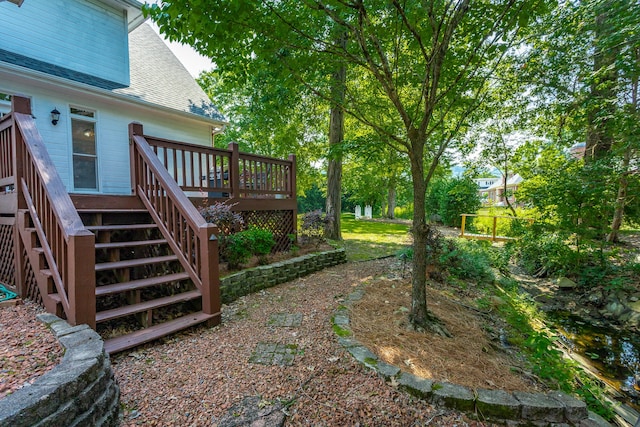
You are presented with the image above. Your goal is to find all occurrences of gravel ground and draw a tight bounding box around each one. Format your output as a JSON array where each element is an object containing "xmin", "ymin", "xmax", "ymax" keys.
[
  {"xmin": 0, "ymin": 300, "xmax": 63, "ymax": 399},
  {"xmin": 113, "ymin": 258, "xmax": 492, "ymax": 426}
]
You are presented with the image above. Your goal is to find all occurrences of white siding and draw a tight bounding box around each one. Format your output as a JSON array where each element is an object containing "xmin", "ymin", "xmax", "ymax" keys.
[
  {"xmin": 0, "ymin": 78, "xmax": 212, "ymax": 195},
  {"xmin": 0, "ymin": 0, "xmax": 129, "ymax": 87}
]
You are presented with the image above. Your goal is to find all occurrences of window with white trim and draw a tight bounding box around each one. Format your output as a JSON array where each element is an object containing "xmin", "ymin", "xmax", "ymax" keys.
[{"xmin": 70, "ymin": 106, "xmax": 98, "ymax": 190}]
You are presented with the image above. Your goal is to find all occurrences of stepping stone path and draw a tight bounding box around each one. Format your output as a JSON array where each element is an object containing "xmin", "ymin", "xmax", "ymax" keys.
[
  {"xmin": 267, "ymin": 312, "xmax": 302, "ymax": 327},
  {"xmin": 249, "ymin": 342, "xmax": 299, "ymax": 366},
  {"xmin": 220, "ymin": 313, "xmax": 305, "ymax": 425}
]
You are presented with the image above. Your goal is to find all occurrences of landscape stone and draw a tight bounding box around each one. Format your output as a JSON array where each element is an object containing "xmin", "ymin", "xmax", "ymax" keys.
[
  {"xmin": 547, "ymin": 391, "xmax": 588, "ymax": 423},
  {"xmin": 396, "ymin": 372, "xmax": 433, "ymax": 399},
  {"xmin": 578, "ymin": 411, "xmax": 612, "ymax": 427},
  {"xmin": 430, "ymin": 382, "xmax": 475, "ymax": 412},
  {"xmin": 475, "ymin": 389, "xmax": 521, "ymax": 420},
  {"xmin": 628, "ymin": 300, "xmax": 640, "ymax": 313},
  {"xmin": 513, "ymin": 391, "xmax": 565, "ymax": 422},
  {"xmin": 375, "ymin": 361, "xmax": 400, "ymax": 379},
  {"xmin": 346, "ymin": 346, "xmax": 378, "ymax": 367},
  {"xmin": 557, "ymin": 277, "xmax": 578, "ymax": 289}
]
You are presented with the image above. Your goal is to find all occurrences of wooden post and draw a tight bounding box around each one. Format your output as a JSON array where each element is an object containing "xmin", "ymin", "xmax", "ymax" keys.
[
  {"xmin": 492, "ymin": 216, "xmax": 497, "ymax": 242},
  {"xmin": 199, "ymin": 224, "xmax": 220, "ymax": 318},
  {"xmin": 228, "ymin": 142, "xmax": 240, "ymax": 199},
  {"xmin": 67, "ymin": 232, "xmax": 96, "ymax": 328},
  {"xmin": 11, "ymin": 97, "xmax": 30, "ymax": 297},
  {"xmin": 288, "ymin": 154, "xmax": 297, "ymax": 240},
  {"xmin": 460, "ymin": 214, "xmax": 466, "ymax": 238},
  {"xmin": 129, "ymin": 122, "xmax": 144, "ymax": 195}
]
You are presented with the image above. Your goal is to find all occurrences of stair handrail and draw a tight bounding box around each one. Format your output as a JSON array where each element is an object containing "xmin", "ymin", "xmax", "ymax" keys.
[
  {"xmin": 11, "ymin": 96, "xmax": 96, "ymax": 327},
  {"xmin": 129, "ymin": 123, "xmax": 220, "ymax": 316}
]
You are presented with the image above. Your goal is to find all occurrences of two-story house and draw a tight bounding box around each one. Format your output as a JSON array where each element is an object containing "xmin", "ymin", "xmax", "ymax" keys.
[{"xmin": 0, "ymin": 0, "xmax": 296, "ymax": 353}]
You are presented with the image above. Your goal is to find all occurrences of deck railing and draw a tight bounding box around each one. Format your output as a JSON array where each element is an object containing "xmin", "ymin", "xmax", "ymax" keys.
[
  {"xmin": 143, "ymin": 135, "xmax": 296, "ymax": 200},
  {"xmin": 129, "ymin": 123, "xmax": 220, "ymax": 316},
  {"xmin": 10, "ymin": 96, "xmax": 96, "ymax": 327},
  {"xmin": 0, "ymin": 115, "xmax": 14, "ymax": 188}
]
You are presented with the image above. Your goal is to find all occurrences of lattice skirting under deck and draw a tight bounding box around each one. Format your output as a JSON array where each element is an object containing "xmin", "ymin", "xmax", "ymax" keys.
[
  {"xmin": 241, "ymin": 210, "xmax": 295, "ymax": 253},
  {"xmin": 0, "ymin": 223, "xmax": 15, "ymax": 289}
]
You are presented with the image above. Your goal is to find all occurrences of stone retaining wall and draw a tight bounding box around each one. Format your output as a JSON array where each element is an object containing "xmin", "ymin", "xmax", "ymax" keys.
[
  {"xmin": 0, "ymin": 314, "xmax": 119, "ymax": 427},
  {"xmin": 221, "ymin": 248, "xmax": 347, "ymax": 303},
  {"xmin": 333, "ymin": 288, "xmax": 611, "ymax": 427}
]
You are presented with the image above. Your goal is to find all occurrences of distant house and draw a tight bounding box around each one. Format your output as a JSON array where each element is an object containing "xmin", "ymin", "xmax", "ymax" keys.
[
  {"xmin": 485, "ymin": 174, "xmax": 523, "ymax": 207},
  {"xmin": 473, "ymin": 177, "xmax": 500, "ymax": 204},
  {"xmin": 0, "ymin": 0, "xmax": 296, "ymax": 353}
]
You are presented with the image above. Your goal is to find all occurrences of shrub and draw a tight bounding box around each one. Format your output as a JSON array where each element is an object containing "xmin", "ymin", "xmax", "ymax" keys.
[
  {"xmin": 221, "ymin": 227, "xmax": 276, "ymax": 269},
  {"xmin": 513, "ymin": 229, "xmax": 577, "ymax": 277},
  {"xmin": 299, "ymin": 210, "xmax": 327, "ymax": 246},
  {"xmin": 244, "ymin": 226, "xmax": 276, "ymax": 265},
  {"xmin": 438, "ymin": 239, "xmax": 495, "ymax": 283},
  {"xmin": 199, "ymin": 202, "xmax": 244, "ymax": 235},
  {"xmin": 221, "ymin": 232, "xmax": 252, "ymax": 269}
]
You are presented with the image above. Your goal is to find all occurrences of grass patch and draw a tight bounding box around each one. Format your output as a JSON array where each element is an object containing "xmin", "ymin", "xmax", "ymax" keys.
[{"xmin": 341, "ymin": 213, "xmax": 411, "ymax": 261}]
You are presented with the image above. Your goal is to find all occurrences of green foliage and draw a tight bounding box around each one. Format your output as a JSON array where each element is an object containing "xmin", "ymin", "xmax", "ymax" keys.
[
  {"xmin": 513, "ymin": 228, "xmax": 576, "ymax": 277},
  {"xmin": 438, "ymin": 239, "xmax": 495, "ymax": 283},
  {"xmin": 244, "ymin": 227, "xmax": 276, "ymax": 265},
  {"xmin": 426, "ymin": 177, "xmax": 481, "ymax": 227},
  {"xmin": 297, "ymin": 183, "xmax": 325, "ymax": 213},
  {"xmin": 394, "ymin": 204, "xmax": 413, "ymax": 220},
  {"xmin": 221, "ymin": 232, "xmax": 252, "ymax": 270},
  {"xmin": 497, "ymin": 288, "xmax": 613, "ymax": 419},
  {"xmin": 221, "ymin": 227, "xmax": 276, "ymax": 269}
]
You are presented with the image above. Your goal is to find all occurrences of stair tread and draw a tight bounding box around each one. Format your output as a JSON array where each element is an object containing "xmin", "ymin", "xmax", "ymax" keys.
[
  {"xmin": 86, "ymin": 224, "xmax": 157, "ymax": 231},
  {"xmin": 95, "ymin": 254, "xmax": 178, "ymax": 271},
  {"xmin": 103, "ymin": 311, "xmax": 217, "ymax": 354},
  {"xmin": 96, "ymin": 290, "xmax": 201, "ymax": 323},
  {"xmin": 95, "ymin": 239, "xmax": 167, "ymax": 249},
  {"xmin": 96, "ymin": 272, "xmax": 191, "ymax": 296}
]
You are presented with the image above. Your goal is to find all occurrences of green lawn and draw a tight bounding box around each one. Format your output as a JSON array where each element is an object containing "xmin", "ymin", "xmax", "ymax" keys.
[{"xmin": 338, "ymin": 213, "xmax": 412, "ymax": 261}]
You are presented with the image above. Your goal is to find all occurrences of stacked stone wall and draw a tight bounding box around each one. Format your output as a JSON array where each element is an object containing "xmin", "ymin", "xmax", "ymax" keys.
[
  {"xmin": 0, "ymin": 315, "xmax": 119, "ymax": 427},
  {"xmin": 221, "ymin": 248, "xmax": 347, "ymax": 303}
]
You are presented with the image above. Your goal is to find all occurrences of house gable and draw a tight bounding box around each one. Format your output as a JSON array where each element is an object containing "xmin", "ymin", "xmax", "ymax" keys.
[{"xmin": 0, "ymin": 0, "xmax": 136, "ymax": 88}]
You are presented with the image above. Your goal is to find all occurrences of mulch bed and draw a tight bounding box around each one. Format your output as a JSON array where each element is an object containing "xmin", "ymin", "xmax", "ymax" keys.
[{"xmin": 0, "ymin": 300, "xmax": 63, "ymax": 399}]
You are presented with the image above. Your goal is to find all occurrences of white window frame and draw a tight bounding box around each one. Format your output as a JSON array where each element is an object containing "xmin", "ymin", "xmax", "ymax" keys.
[{"xmin": 68, "ymin": 105, "xmax": 99, "ymax": 192}]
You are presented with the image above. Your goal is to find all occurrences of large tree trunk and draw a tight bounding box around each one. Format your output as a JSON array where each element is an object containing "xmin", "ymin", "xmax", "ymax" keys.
[
  {"xmin": 585, "ymin": 5, "xmax": 618, "ymax": 161},
  {"xmin": 408, "ymin": 147, "xmax": 450, "ymax": 337},
  {"xmin": 324, "ymin": 37, "xmax": 347, "ymax": 240},
  {"xmin": 608, "ymin": 60, "xmax": 637, "ymax": 243},
  {"xmin": 386, "ymin": 183, "xmax": 396, "ymax": 219},
  {"xmin": 607, "ymin": 147, "xmax": 630, "ymax": 243}
]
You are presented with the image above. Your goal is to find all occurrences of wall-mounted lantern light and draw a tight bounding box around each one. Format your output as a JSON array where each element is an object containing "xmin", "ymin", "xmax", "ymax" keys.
[{"xmin": 51, "ymin": 108, "xmax": 60, "ymax": 125}]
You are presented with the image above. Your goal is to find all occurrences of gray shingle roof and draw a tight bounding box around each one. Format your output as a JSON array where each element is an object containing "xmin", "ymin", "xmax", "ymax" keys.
[
  {"xmin": 114, "ymin": 23, "xmax": 225, "ymax": 123},
  {"xmin": 0, "ymin": 48, "xmax": 126, "ymax": 90}
]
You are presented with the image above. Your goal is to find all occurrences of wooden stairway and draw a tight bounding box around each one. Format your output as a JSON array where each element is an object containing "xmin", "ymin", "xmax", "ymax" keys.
[{"xmin": 79, "ymin": 208, "xmax": 216, "ymax": 354}]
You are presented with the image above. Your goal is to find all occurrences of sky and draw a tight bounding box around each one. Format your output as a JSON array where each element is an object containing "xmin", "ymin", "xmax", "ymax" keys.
[{"xmin": 147, "ymin": 16, "xmax": 214, "ymax": 77}]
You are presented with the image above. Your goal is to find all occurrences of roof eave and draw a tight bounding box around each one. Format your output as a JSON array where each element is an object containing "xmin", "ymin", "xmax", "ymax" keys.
[{"xmin": 1, "ymin": 62, "xmax": 228, "ymax": 128}]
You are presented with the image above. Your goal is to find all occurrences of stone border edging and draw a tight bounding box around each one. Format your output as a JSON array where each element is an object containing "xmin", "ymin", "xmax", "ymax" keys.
[
  {"xmin": 332, "ymin": 287, "xmax": 612, "ymax": 427},
  {"xmin": 0, "ymin": 314, "xmax": 119, "ymax": 427},
  {"xmin": 221, "ymin": 248, "xmax": 347, "ymax": 304}
]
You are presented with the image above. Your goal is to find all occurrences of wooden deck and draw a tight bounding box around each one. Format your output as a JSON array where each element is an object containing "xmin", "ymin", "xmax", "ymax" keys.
[{"xmin": 0, "ymin": 96, "xmax": 297, "ymax": 353}]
